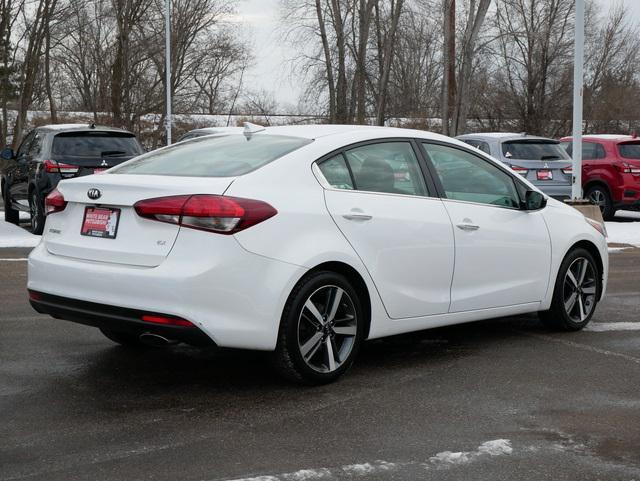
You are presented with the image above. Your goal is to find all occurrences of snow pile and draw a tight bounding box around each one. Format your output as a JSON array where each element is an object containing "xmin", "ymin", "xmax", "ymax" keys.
[
  {"xmin": 0, "ymin": 219, "xmax": 40, "ymax": 248},
  {"xmin": 429, "ymin": 439, "xmax": 513, "ymax": 467},
  {"xmin": 606, "ymin": 221, "xmax": 640, "ymax": 247}
]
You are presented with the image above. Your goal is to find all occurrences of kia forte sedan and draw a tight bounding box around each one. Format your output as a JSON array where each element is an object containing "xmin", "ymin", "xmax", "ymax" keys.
[{"xmin": 28, "ymin": 125, "xmax": 608, "ymax": 384}]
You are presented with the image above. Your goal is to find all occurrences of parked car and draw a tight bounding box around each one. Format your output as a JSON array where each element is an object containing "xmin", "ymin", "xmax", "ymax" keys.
[
  {"xmin": 28, "ymin": 125, "xmax": 608, "ymax": 384},
  {"xmin": 456, "ymin": 133, "xmax": 573, "ymax": 200},
  {"xmin": 177, "ymin": 126, "xmax": 243, "ymax": 142},
  {"xmin": 1, "ymin": 124, "xmax": 144, "ymax": 234},
  {"xmin": 559, "ymin": 134, "xmax": 640, "ymax": 220}
]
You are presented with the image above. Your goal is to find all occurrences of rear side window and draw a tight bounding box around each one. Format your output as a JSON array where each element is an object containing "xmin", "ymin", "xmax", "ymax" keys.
[
  {"xmin": 318, "ymin": 155, "xmax": 354, "ymax": 190},
  {"xmin": 562, "ymin": 141, "xmax": 605, "ymax": 159},
  {"xmin": 342, "ymin": 142, "xmax": 428, "ymax": 196},
  {"xmin": 112, "ymin": 135, "xmax": 312, "ymax": 177},
  {"xmin": 619, "ymin": 142, "xmax": 640, "ymax": 159},
  {"xmin": 502, "ymin": 140, "xmax": 570, "ymax": 161},
  {"xmin": 52, "ymin": 132, "xmax": 142, "ymax": 159},
  {"xmin": 462, "ymin": 139, "xmax": 491, "ymax": 155}
]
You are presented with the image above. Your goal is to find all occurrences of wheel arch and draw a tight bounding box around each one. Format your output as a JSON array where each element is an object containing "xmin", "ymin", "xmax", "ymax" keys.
[
  {"xmin": 302, "ymin": 261, "xmax": 373, "ymax": 340},
  {"xmin": 584, "ymin": 179, "xmax": 612, "ymax": 198},
  {"xmin": 566, "ymin": 239, "xmax": 605, "ymax": 300}
]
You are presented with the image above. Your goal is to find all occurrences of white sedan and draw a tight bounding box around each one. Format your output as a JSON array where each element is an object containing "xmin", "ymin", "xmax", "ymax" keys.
[{"xmin": 28, "ymin": 125, "xmax": 608, "ymax": 384}]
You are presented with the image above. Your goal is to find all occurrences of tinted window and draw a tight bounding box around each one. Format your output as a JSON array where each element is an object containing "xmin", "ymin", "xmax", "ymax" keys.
[
  {"xmin": 462, "ymin": 139, "xmax": 491, "ymax": 154},
  {"xmin": 17, "ymin": 131, "xmax": 34, "ymax": 157},
  {"xmin": 112, "ymin": 134, "xmax": 312, "ymax": 177},
  {"xmin": 318, "ymin": 154, "xmax": 354, "ymax": 190},
  {"xmin": 52, "ymin": 132, "xmax": 142, "ymax": 159},
  {"xmin": 502, "ymin": 140, "xmax": 570, "ymax": 160},
  {"xmin": 423, "ymin": 143, "xmax": 521, "ymax": 208},
  {"xmin": 562, "ymin": 141, "xmax": 605, "ymax": 159},
  {"xmin": 343, "ymin": 142, "xmax": 427, "ymax": 196},
  {"xmin": 28, "ymin": 133, "xmax": 43, "ymax": 156},
  {"xmin": 619, "ymin": 142, "xmax": 640, "ymax": 159}
]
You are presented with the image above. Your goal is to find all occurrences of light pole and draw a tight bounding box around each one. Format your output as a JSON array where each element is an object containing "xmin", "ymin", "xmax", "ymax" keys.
[
  {"xmin": 165, "ymin": 0, "xmax": 172, "ymax": 146},
  {"xmin": 571, "ymin": 0, "xmax": 585, "ymax": 199}
]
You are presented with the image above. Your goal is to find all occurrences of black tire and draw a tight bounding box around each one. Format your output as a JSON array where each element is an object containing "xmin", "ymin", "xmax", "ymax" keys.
[
  {"xmin": 538, "ymin": 248, "xmax": 601, "ymax": 331},
  {"xmin": 100, "ymin": 328, "xmax": 145, "ymax": 347},
  {"xmin": 273, "ymin": 271, "xmax": 365, "ymax": 385},
  {"xmin": 29, "ymin": 190, "xmax": 45, "ymax": 235},
  {"xmin": 585, "ymin": 184, "xmax": 615, "ymax": 221},
  {"xmin": 3, "ymin": 184, "xmax": 19, "ymax": 225}
]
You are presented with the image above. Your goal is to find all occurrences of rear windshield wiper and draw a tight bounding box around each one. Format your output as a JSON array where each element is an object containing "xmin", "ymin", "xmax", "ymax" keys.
[
  {"xmin": 101, "ymin": 150, "xmax": 128, "ymax": 157},
  {"xmin": 540, "ymin": 155, "xmax": 561, "ymax": 160}
]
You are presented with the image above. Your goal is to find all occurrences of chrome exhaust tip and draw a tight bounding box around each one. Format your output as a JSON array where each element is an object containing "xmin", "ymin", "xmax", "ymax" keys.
[{"xmin": 139, "ymin": 332, "xmax": 179, "ymax": 347}]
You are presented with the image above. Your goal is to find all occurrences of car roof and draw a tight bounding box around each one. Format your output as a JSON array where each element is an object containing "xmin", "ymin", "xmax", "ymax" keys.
[
  {"xmin": 247, "ymin": 124, "xmax": 456, "ymax": 142},
  {"xmin": 457, "ymin": 132, "xmax": 556, "ymax": 142},
  {"xmin": 560, "ymin": 134, "xmax": 639, "ymax": 142},
  {"xmin": 36, "ymin": 123, "xmax": 134, "ymax": 134}
]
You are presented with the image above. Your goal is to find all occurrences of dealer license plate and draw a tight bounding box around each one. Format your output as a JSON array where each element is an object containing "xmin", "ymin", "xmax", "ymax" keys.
[{"xmin": 81, "ymin": 207, "xmax": 120, "ymax": 239}]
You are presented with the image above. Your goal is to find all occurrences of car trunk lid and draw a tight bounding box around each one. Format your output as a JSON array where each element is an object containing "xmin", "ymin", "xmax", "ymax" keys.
[{"xmin": 44, "ymin": 174, "xmax": 235, "ymax": 267}]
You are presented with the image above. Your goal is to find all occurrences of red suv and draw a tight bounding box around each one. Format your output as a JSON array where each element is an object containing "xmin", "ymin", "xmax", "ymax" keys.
[{"xmin": 560, "ymin": 135, "xmax": 640, "ymax": 220}]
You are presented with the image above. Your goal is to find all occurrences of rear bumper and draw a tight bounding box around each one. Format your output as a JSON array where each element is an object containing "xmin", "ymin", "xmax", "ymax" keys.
[
  {"xmin": 28, "ymin": 229, "xmax": 307, "ymax": 350},
  {"xmin": 29, "ymin": 290, "xmax": 214, "ymax": 346},
  {"xmin": 532, "ymin": 183, "xmax": 572, "ymax": 199}
]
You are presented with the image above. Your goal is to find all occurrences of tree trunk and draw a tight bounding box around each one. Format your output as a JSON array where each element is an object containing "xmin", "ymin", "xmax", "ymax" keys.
[
  {"xmin": 315, "ymin": 0, "xmax": 336, "ymax": 122},
  {"xmin": 375, "ymin": 0, "xmax": 404, "ymax": 126},
  {"xmin": 330, "ymin": 0, "xmax": 349, "ymax": 123},
  {"xmin": 355, "ymin": 0, "xmax": 376, "ymax": 124},
  {"xmin": 441, "ymin": 0, "xmax": 455, "ymax": 136}
]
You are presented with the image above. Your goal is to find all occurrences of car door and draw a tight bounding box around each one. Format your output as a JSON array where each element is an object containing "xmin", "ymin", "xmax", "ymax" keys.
[
  {"xmin": 7, "ymin": 131, "xmax": 35, "ymax": 208},
  {"xmin": 420, "ymin": 142, "xmax": 551, "ymax": 313},
  {"xmin": 318, "ymin": 140, "xmax": 455, "ymax": 319}
]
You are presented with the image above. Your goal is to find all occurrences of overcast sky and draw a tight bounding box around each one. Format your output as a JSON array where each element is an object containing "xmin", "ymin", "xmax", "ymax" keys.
[{"xmin": 234, "ymin": 0, "xmax": 640, "ymax": 109}]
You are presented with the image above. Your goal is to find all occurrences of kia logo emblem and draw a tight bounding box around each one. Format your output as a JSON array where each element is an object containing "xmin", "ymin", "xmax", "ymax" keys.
[{"xmin": 87, "ymin": 188, "xmax": 101, "ymax": 200}]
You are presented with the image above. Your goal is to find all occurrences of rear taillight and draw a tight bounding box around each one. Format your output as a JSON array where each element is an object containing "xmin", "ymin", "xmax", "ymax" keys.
[
  {"xmin": 614, "ymin": 162, "xmax": 640, "ymax": 175},
  {"xmin": 562, "ymin": 167, "xmax": 573, "ymax": 175},
  {"xmin": 509, "ymin": 166, "xmax": 528, "ymax": 176},
  {"xmin": 133, "ymin": 195, "xmax": 277, "ymax": 234},
  {"xmin": 45, "ymin": 189, "xmax": 67, "ymax": 215},
  {"xmin": 43, "ymin": 159, "xmax": 79, "ymax": 176}
]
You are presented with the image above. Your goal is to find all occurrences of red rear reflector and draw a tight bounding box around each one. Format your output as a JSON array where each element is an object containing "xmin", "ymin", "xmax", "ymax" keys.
[
  {"xmin": 537, "ymin": 170, "xmax": 553, "ymax": 180},
  {"xmin": 28, "ymin": 290, "xmax": 42, "ymax": 301},
  {"xmin": 141, "ymin": 315, "xmax": 195, "ymax": 328},
  {"xmin": 45, "ymin": 189, "xmax": 67, "ymax": 215},
  {"xmin": 134, "ymin": 195, "xmax": 277, "ymax": 234}
]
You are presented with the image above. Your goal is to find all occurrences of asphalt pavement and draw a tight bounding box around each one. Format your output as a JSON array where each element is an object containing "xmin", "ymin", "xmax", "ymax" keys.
[{"xmin": 1, "ymin": 245, "xmax": 640, "ymax": 481}]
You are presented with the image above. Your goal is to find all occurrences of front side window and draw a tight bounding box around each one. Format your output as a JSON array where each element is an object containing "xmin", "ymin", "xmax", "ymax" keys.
[
  {"xmin": 619, "ymin": 141, "xmax": 640, "ymax": 160},
  {"xmin": 112, "ymin": 134, "xmax": 312, "ymax": 177},
  {"xmin": 423, "ymin": 143, "xmax": 521, "ymax": 209},
  {"xmin": 17, "ymin": 131, "xmax": 35, "ymax": 157},
  {"xmin": 342, "ymin": 142, "xmax": 428, "ymax": 196}
]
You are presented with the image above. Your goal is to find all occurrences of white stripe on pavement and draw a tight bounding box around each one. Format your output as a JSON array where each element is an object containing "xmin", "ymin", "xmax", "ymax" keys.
[{"xmin": 585, "ymin": 322, "xmax": 640, "ymax": 332}]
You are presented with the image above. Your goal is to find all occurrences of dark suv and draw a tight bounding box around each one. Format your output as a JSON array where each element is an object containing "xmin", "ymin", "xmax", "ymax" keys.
[{"xmin": 1, "ymin": 124, "xmax": 143, "ymax": 234}]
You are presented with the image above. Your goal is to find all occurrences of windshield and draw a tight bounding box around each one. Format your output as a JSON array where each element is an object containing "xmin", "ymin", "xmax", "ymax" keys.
[
  {"xmin": 619, "ymin": 142, "xmax": 640, "ymax": 160},
  {"xmin": 52, "ymin": 132, "xmax": 142, "ymax": 159},
  {"xmin": 501, "ymin": 140, "xmax": 570, "ymax": 161},
  {"xmin": 111, "ymin": 134, "xmax": 312, "ymax": 177}
]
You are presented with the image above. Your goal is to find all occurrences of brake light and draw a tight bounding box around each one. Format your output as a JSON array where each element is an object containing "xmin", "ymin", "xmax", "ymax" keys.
[
  {"xmin": 509, "ymin": 166, "xmax": 528, "ymax": 176},
  {"xmin": 44, "ymin": 189, "xmax": 67, "ymax": 215},
  {"xmin": 43, "ymin": 159, "xmax": 79, "ymax": 176},
  {"xmin": 134, "ymin": 195, "xmax": 277, "ymax": 234},
  {"xmin": 141, "ymin": 314, "xmax": 195, "ymax": 328},
  {"xmin": 614, "ymin": 162, "xmax": 640, "ymax": 175}
]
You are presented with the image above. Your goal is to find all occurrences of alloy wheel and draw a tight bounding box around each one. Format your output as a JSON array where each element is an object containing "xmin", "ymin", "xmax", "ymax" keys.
[
  {"xmin": 563, "ymin": 257, "xmax": 597, "ymax": 323},
  {"xmin": 587, "ymin": 189, "xmax": 606, "ymax": 213},
  {"xmin": 30, "ymin": 192, "xmax": 40, "ymax": 232},
  {"xmin": 297, "ymin": 285, "xmax": 358, "ymax": 373}
]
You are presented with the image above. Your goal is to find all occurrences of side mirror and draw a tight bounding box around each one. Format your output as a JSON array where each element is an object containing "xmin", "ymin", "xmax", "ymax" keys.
[
  {"xmin": 1, "ymin": 147, "xmax": 15, "ymax": 160},
  {"xmin": 523, "ymin": 190, "xmax": 547, "ymax": 211}
]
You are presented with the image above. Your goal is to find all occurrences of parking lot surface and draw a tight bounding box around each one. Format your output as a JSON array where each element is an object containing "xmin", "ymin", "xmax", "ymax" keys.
[{"xmin": 1, "ymin": 246, "xmax": 640, "ymax": 481}]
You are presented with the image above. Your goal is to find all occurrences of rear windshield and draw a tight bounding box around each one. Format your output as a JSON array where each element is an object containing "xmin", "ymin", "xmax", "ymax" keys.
[
  {"xmin": 501, "ymin": 140, "xmax": 570, "ymax": 161},
  {"xmin": 619, "ymin": 142, "xmax": 640, "ymax": 159},
  {"xmin": 52, "ymin": 132, "xmax": 142, "ymax": 159},
  {"xmin": 111, "ymin": 135, "xmax": 312, "ymax": 177}
]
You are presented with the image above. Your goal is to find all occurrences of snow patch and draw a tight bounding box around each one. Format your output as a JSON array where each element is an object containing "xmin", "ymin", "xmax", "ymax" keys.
[
  {"xmin": 429, "ymin": 439, "xmax": 512, "ymax": 467},
  {"xmin": 342, "ymin": 461, "xmax": 396, "ymax": 475},
  {"xmin": 606, "ymin": 221, "xmax": 640, "ymax": 247},
  {"xmin": 0, "ymin": 220, "xmax": 40, "ymax": 248},
  {"xmin": 585, "ymin": 322, "xmax": 640, "ymax": 332}
]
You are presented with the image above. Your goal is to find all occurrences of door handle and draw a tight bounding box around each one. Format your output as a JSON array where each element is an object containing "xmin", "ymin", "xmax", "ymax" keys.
[
  {"xmin": 343, "ymin": 213, "xmax": 373, "ymax": 221},
  {"xmin": 456, "ymin": 223, "xmax": 479, "ymax": 231}
]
